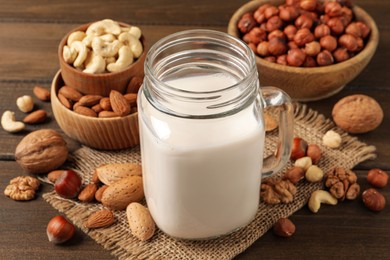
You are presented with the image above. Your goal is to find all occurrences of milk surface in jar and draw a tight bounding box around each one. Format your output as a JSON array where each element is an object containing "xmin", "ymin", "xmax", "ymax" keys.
[{"xmin": 139, "ymin": 71, "xmax": 264, "ymax": 239}]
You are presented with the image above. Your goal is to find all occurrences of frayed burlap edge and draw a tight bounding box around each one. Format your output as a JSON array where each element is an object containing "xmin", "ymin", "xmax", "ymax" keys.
[{"xmin": 42, "ymin": 103, "xmax": 376, "ymax": 260}]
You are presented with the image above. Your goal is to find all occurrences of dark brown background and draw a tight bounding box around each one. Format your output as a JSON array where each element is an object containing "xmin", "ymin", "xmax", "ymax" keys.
[{"xmin": 0, "ymin": 0, "xmax": 389, "ymax": 259}]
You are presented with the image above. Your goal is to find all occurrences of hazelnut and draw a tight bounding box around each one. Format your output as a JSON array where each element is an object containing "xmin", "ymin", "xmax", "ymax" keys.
[
  {"xmin": 279, "ymin": 5, "xmax": 300, "ymax": 22},
  {"xmin": 314, "ymin": 24, "xmax": 331, "ymax": 38},
  {"xmin": 277, "ymin": 54, "xmax": 288, "ymax": 65},
  {"xmin": 300, "ymin": 0, "xmax": 317, "ymax": 11},
  {"xmin": 302, "ymin": 11, "xmax": 318, "ymax": 21},
  {"xmin": 324, "ymin": 1, "xmax": 342, "ymax": 17},
  {"xmin": 327, "ymin": 17, "xmax": 345, "ymax": 35},
  {"xmin": 305, "ymin": 165, "xmax": 324, "ymax": 183},
  {"xmin": 248, "ymin": 43, "xmax": 257, "ymax": 53},
  {"xmin": 264, "ymin": 6, "xmax": 279, "ymax": 19},
  {"xmin": 268, "ymin": 37, "xmax": 287, "ymax": 56},
  {"xmin": 339, "ymin": 34, "xmax": 359, "ymax": 52},
  {"xmin": 307, "ymin": 144, "xmax": 321, "ymax": 164},
  {"xmin": 367, "ymin": 169, "xmax": 389, "ymax": 188},
  {"xmin": 284, "ymin": 25, "xmax": 297, "ymax": 41},
  {"xmin": 268, "ymin": 29, "xmax": 286, "ymax": 40},
  {"xmin": 333, "ymin": 47, "xmax": 350, "ymax": 63},
  {"xmin": 302, "ymin": 55, "xmax": 317, "ymax": 67},
  {"xmin": 273, "ymin": 218, "xmax": 296, "ymax": 237},
  {"xmin": 258, "ymin": 3, "xmax": 272, "ymax": 14},
  {"xmin": 320, "ymin": 35, "xmax": 338, "ymax": 52},
  {"xmin": 266, "ymin": 16, "xmax": 284, "ymax": 32},
  {"xmin": 340, "ymin": 6, "xmax": 353, "ymax": 26},
  {"xmin": 345, "ymin": 22, "xmax": 362, "ymax": 38},
  {"xmin": 304, "ymin": 41, "xmax": 321, "ymax": 56},
  {"xmin": 295, "ymin": 14, "xmax": 313, "ymax": 29},
  {"xmin": 264, "ymin": 56, "xmax": 276, "ymax": 63},
  {"xmin": 287, "ymin": 48, "xmax": 306, "ymax": 67},
  {"xmin": 362, "ymin": 188, "xmax": 386, "ymax": 212},
  {"xmin": 356, "ymin": 37, "xmax": 364, "ymax": 52},
  {"xmin": 285, "ymin": 0, "xmax": 300, "ymax": 6},
  {"xmin": 237, "ymin": 13, "xmax": 257, "ymax": 34},
  {"xmin": 320, "ymin": 14, "xmax": 331, "ymax": 24},
  {"xmin": 243, "ymin": 27, "xmax": 267, "ymax": 45},
  {"xmin": 254, "ymin": 9, "xmax": 266, "ymax": 24},
  {"xmin": 293, "ymin": 28, "xmax": 315, "ymax": 46},
  {"xmin": 257, "ymin": 41, "xmax": 270, "ymax": 57},
  {"xmin": 288, "ymin": 41, "xmax": 299, "ymax": 49},
  {"xmin": 322, "ymin": 130, "xmax": 342, "ymax": 149},
  {"xmin": 284, "ymin": 166, "xmax": 305, "ymax": 184},
  {"xmin": 356, "ymin": 21, "xmax": 371, "ymax": 39},
  {"xmin": 290, "ymin": 137, "xmax": 308, "ymax": 161},
  {"xmin": 316, "ymin": 50, "xmax": 334, "ymax": 66}
]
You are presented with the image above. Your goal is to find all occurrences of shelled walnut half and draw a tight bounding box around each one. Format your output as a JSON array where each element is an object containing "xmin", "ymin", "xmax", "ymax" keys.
[
  {"xmin": 4, "ymin": 176, "xmax": 40, "ymax": 201},
  {"xmin": 325, "ymin": 167, "xmax": 360, "ymax": 201},
  {"xmin": 260, "ymin": 178, "xmax": 297, "ymax": 204}
]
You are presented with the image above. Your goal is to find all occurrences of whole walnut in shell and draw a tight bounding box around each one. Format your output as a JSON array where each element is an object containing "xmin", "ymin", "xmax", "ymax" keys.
[
  {"xmin": 332, "ymin": 95, "xmax": 383, "ymax": 134},
  {"xmin": 15, "ymin": 129, "xmax": 68, "ymax": 174}
]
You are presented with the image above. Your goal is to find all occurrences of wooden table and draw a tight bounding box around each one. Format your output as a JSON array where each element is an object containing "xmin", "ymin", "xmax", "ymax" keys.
[{"xmin": 0, "ymin": 0, "xmax": 389, "ymax": 259}]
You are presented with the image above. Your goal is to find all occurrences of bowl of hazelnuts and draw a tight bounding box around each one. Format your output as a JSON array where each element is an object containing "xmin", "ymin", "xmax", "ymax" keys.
[{"xmin": 228, "ymin": 0, "xmax": 379, "ymax": 101}]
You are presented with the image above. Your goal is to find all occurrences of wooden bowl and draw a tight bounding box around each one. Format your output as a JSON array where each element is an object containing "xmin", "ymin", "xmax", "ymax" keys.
[
  {"xmin": 51, "ymin": 70, "xmax": 139, "ymax": 150},
  {"xmin": 58, "ymin": 21, "xmax": 146, "ymax": 97},
  {"xmin": 228, "ymin": 0, "xmax": 379, "ymax": 101}
]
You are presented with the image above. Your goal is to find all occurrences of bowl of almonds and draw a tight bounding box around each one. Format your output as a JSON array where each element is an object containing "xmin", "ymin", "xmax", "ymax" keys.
[
  {"xmin": 51, "ymin": 70, "xmax": 141, "ymax": 150},
  {"xmin": 58, "ymin": 19, "xmax": 146, "ymax": 97},
  {"xmin": 228, "ymin": 0, "xmax": 379, "ymax": 101}
]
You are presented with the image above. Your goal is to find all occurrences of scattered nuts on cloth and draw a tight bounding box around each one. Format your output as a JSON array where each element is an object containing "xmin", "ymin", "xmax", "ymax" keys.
[{"xmin": 42, "ymin": 103, "xmax": 376, "ymax": 259}]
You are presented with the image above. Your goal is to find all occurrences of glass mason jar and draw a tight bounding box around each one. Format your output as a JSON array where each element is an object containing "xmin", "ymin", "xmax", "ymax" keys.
[{"xmin": 138, "ymin": 29, "xmax": 294, "ymax": 240}]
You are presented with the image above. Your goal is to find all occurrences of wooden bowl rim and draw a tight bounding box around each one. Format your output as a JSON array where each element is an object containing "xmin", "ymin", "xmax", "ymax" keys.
[
  {"xmin": 51, "ymin": 70, "xmax": 138, "ymax": 122},
  {"xmin": 58, "ymin": 21, "xmax": 146, "ymax": 78},
  {"xmin": 227, "ymin": 0, "xmax": 379, "ymax": 73}
]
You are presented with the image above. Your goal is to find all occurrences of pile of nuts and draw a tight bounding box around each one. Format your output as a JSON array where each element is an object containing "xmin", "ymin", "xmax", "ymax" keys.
[
  {"xmin": 57, "ymin": 76, "xmax": 142, "ymax": 118},
  {"xmin": 237, "ymin": 0, "xmax": 371, "ymax": 67},
  {"xmin": 62, "ymin": 19, "xmax": 143, "ymax": 74}
]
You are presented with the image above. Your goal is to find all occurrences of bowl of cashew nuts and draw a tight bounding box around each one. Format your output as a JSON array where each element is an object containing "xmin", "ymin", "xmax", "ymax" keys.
[{"xmin": 58, "ymin": 19, "xmax": 146, "ymax": 97}]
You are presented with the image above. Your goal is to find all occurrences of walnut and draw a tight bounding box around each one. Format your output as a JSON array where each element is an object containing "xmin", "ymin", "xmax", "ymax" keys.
[
  {"xmin": 325, "ymin": 167, "xmax": 360, "ymax": 201},
  {"xmin": 260, "ymin": 178, "xmax": 297, "ymax": 204},
  {"xmin": 4, "ymin": 176, "xmax": 40, "ymax": 201},
  {"xmin": 15, "ymin": 129, "xmax": 68, "ymax": 174}
]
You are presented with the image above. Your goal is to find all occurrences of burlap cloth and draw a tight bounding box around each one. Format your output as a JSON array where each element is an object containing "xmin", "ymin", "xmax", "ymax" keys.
[{"xmin": 42, "ymin": 103, "xmax": 376, "ymax": 259}]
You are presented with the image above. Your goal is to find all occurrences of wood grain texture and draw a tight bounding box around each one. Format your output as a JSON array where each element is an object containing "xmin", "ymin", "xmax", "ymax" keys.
[{"xmin": 0, "ymin": 0, "xmax": 389, "ymax": 259}]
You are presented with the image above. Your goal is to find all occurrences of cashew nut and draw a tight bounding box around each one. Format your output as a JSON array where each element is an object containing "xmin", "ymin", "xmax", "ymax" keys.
[
  {"xmin": 322, "ymin": 130, "xmax": 342, "ymax": 148},
  {"xmin": 82, "ymin": 34, "xmax": 94, "ymax": 48},
  {"xmin": 91, "ymin": 37, "xmax": 122, "ymax": 57},
  {"xmin": 62, "ymin": 45, "xmax": 77, "ymax": 64},
  {"xmin": 16, "ymin": 95, "xmax": 34, "ymax": 113},
  {"xmin": 305, "ymin": 165, "xmax": 324, "ymax": 183},
  {"xmin": 105, "ymin": 56, "xmax": 116, "ymax": 65},
  {"xmin": 308, "ymin": 190, "xmax": 338, "ymax": 213},
  {"xmin": 118, "ymin": 32, "xmax": 143, "ymax": 58},
  {"xmin": 67, "ymin": 31, "xmax": 86, "ymax": 46},
  {"xmin": 83, "ymin": 52, "xmax": 106, "ymax": 74},
  {"xmin": 294, "ymin": 156, "xmax": 312, "ymax": 171},
  {"xmin": 70, "ymin": 41, "xmax": 88, "ymax": 68},
  {"xmin": 86, "ymin": 19, "xmax": 121, "ymax": 36},
  {"xmin": 107, "ymin": 46, "xmax": 134, "ymax": 72},
  {"xmin": 99, "ymin": 33, "xmax": 116, "ymax": 42},
  {"xmin": 1, "ymin": 111, "xmax": 25, "ymax": 133},
  {"xmin": 128, "ymin": 26, "xmax": 142, "ymax": 39}
]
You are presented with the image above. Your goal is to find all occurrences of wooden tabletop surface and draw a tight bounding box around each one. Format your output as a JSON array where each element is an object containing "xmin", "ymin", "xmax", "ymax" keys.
[{"xmin": 0, "ymin": 0, "xmax": 389, "ymax": 259}]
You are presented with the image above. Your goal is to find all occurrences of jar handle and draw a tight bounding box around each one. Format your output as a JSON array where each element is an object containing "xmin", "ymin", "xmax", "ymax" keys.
[{"xmin": 260, "ymin": 86, "xmax": 294, "ymax": 177}]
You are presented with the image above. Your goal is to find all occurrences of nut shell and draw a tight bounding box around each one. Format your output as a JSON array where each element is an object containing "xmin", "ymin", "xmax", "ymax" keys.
[
  {"xmin": 332, "ymin": 95, "xmax": 383, "ymax": 134},
  {"xmin": 15, "ymin": 129, "xmax": 68, "ymax": 174}
]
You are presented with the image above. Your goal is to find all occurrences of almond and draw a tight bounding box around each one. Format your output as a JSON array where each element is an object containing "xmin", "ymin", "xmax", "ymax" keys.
[
  {"xmin": 126, "ymin": 202, "xmax": 155, "ymax": 241},
  {"xmin": 33, "ymin": 86, "xmax": 51, "ymax": 101},
  {"xmin": 78, "ymin": 183, "xmax": 98, "ymax": 202},
  {"xmin": 84, "ymin": 209, "xmax": 115, "ymax": 229},
  {"xmin": 47, "ymin": 170, "xmax": 66, "ymax": 183},
  {"xmin": 91, "ymin": 104, "xmax": 103, "ymax": 113},
  {"xmin": 73, "ymin": 101, "xmax": 81, "ymax": 110},
  {"xmin": 91, "ymin": 169, "xmax": 100, "ymax": 184},
  {"xmin": 58, "ymin": 93, "xmax": 72, "ymax": 109},
  {"xmin": 98, "ymin": 111, "xmax": 119, "ymax": 118},
  {"xmin": 95, "ymin": 185, "xmax": 108, "ymax": 202},
  {"xmin": 101, "ymin": 175, "xmax": 144, "ymax": 210},
  {"xmin": 110, "ymin": 90, "xmax": 131, "ymax": 117},
  {"xmin": 79, "ymin": 95, "xmax": 102, "ymax": 107},
  {"xmin": 59, "ymin": 86, "xmax": 83, "ymax": 102},
  {"xmin": 74, "ymin": 106, "xmax": 98, "ymax": 117},
  {"xmin": 124, "ymin": 93, "xmax": 137, "ymax": 107},
  {"xmin": 23, "ymin": 109, "xmax": 47, "ymax": 124},
  {"xmin": 126, "ymin": 76, "xmax": 143, "ymax": 93},
  {"xmin": 99, "ymin": 97, "xmax": 112, "ymax": 111},
  {"xmin": 96, "ymin": 163, "xmax": 142, "ymax": 185}
]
